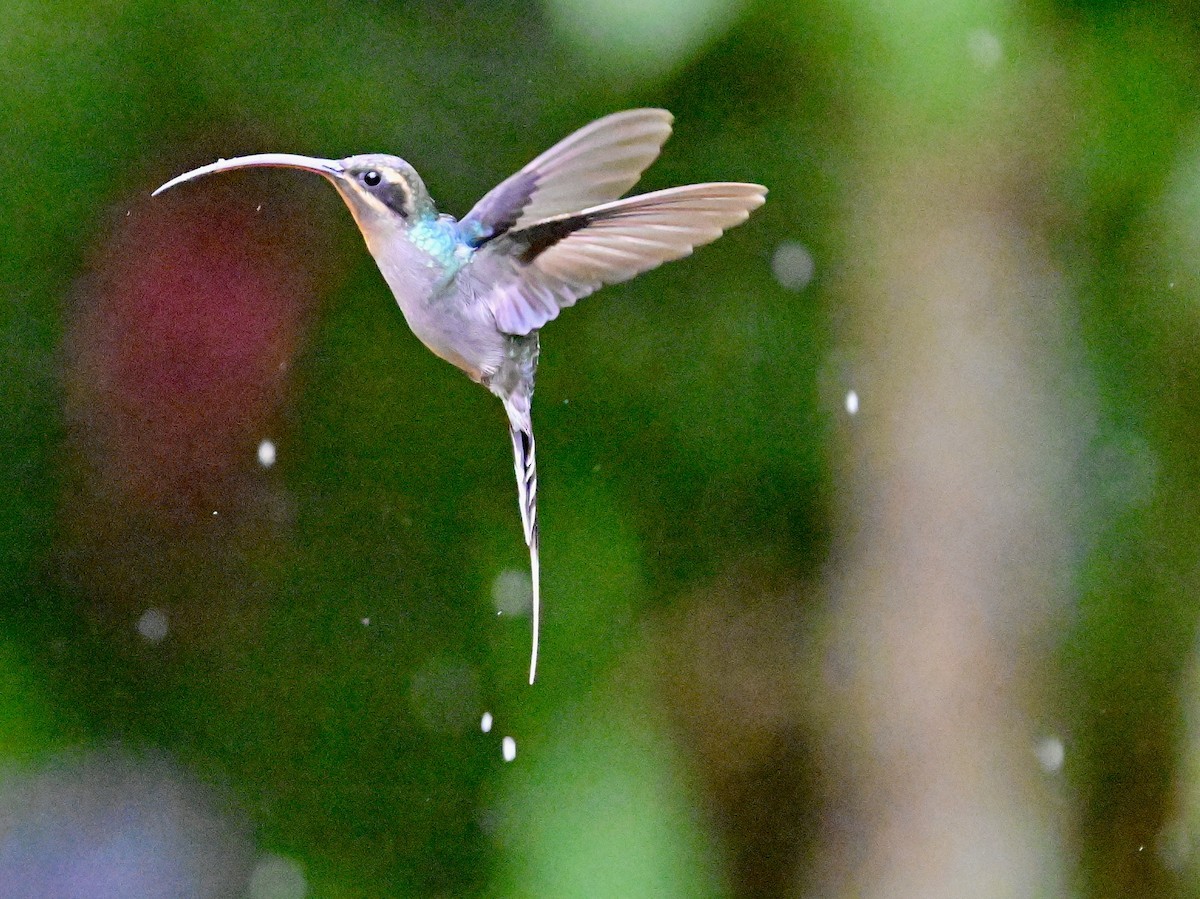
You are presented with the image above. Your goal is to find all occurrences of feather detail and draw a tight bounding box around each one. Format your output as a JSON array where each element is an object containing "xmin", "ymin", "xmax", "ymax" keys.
[
  {"xmin": 502, "ymin": 394, "xmax": 540, "ymax": 685},
  {"xmin": 462, "ymin": 109, "xmax": 673, "ymax": 242},
  {"xmin": 490, "ymin": 335, "xmax": 541, "ymax": 684},
  {"xmin": 472, "ymin": 182, "xmax": 768, "ymax": 335}
]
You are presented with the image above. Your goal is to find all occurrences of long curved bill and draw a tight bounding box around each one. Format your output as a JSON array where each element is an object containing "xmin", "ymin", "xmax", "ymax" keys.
[{"xmin": 152, "ymin": 153, "xmax": 344, "ymax": 196}]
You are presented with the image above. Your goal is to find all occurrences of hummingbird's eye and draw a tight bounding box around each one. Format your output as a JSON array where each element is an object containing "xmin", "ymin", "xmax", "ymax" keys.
[{"xmin": 362, "ymin": 170, "xmax": 382, "ymax": 187}]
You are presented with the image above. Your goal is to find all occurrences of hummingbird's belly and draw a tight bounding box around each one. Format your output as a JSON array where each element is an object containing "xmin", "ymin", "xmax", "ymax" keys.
[
  {"xmin": 396, "ymin": 291, "xmax": 503, "ymax": 382},
  {"xmin": 372, "ymin": 250, "xmax": 504, "ymax": 381}
]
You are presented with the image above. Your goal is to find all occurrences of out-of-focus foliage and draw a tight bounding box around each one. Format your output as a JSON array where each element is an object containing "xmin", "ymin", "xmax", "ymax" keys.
[{"xmin": 3, "ymin": 0, "xmax": 1200, "ymax": 896}]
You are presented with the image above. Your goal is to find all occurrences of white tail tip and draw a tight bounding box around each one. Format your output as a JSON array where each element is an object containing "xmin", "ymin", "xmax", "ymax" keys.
[{"xmin": 528, "ymin": 548, "xmax": 540, "ymax": 684}]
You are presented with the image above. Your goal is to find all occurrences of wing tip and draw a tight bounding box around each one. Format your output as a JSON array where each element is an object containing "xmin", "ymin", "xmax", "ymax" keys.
[{"xmin": 626, "ymin": 107, "xmax": 674, "ymax": 123}]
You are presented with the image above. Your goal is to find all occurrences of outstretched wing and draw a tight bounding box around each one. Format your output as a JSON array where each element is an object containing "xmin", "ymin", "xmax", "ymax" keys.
[
  {"xmin": 471, "ymin": 182, "xmax": 768, "ymax": 335},
  {"xmin": 461, "ymin": 109, "xmax": 674, "ymax": 243}
]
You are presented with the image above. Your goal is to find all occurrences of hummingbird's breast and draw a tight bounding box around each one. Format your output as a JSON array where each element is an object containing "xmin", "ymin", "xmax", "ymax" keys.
[{"xmin": 364, "ymin": 219, "xmax": 505, "ymax": 382}]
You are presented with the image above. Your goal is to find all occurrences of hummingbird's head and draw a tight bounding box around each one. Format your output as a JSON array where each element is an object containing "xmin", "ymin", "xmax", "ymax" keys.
[
  {"xmin": 332, "ymin": 154, "xmax": 435, "ymax": 235},
  {"xmin": 153, "ymin": 152, "xmax": 435, "ymax": 237}
]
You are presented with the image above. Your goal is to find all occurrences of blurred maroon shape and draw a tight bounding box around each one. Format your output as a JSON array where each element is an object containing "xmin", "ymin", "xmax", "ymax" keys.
[{"xmin": 67, "ymin": 180, "xmax": 327, "ymax": 521}]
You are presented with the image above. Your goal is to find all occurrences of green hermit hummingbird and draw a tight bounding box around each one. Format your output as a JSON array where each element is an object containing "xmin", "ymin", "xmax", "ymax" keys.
[{"xmin": 154, "ymin": 109, "xmax": 766, "ymax": 684}]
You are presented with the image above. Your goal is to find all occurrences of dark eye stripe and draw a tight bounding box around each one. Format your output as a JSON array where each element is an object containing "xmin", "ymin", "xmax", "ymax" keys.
[{"xmin": 381, "ymin": 180, "xmax": 412, "ymax": 219}]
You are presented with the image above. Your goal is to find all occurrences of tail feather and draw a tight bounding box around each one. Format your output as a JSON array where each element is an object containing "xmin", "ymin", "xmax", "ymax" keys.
[
  {"xmin": 506, "ymin": 412, "xmax": 540, "ymax": 684},
  {"xmin": 493, "ymin": 334, "xmax": 541, "ymax": 684}
]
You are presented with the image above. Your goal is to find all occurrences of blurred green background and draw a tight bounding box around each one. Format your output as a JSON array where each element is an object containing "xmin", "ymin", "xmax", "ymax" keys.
[{"xmin": 3, "ymin": 0, "xmax": 1200, "ymax": 896}]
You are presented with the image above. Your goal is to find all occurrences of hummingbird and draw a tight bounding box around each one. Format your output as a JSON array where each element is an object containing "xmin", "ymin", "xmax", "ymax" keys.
[{"xmin": 153, "ymin": 109, "xmax": 766, "ymax": 684}]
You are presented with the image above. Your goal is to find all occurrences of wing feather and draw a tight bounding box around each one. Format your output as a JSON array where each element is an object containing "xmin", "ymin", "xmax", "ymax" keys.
[
  {"xmin": 462, "ymin": 109, "xmax": 674, "ymax": 240},
  {"xmin": 473, "ymin": 182, "xmax": 767, "ymax": 334}
]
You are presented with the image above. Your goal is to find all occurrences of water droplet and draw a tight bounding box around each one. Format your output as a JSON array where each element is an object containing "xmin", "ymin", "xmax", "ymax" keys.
[
  {"xmin": 1157, "ymin": 819, "xmax": 1192, "ymax": 870},
  {"xmin": 257, "ymin": 439, "xmax": 277, "ymax": 468},
  {"xmin": 1035, "ymin": 736, "xmax": 1064, "ymax": 773},
  {"xmin": 481, "ymin": 712, "xmax": 493, "ymax": 733},
  {"xmin": 771, "ymin": 241, "xmax": 815, "ymax": 291},
  {"xmin": 845, "ymin": 389, "xmax": 859, "ymax": 415},
  {"xmin": 491, "ymin": 569, "xmax": 532, "ymax": 616},
  {"xmin": 501, "ymin": 736, "xmax": 517, "ymax": 762},
  {"xmin": 136, "ymin": 608, "xmax": 169, "ymax": 643},
  {"xmin": 248, "ymin": 853, "xmax": 307, "ymax": 899},
  {"xmin": 967, "ymin": 28, "xmax": 1003, "ymax": 69}
]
